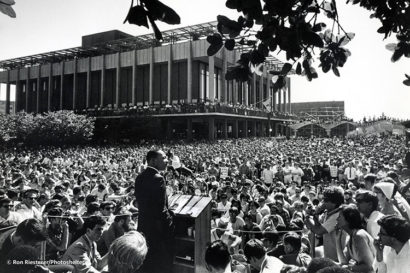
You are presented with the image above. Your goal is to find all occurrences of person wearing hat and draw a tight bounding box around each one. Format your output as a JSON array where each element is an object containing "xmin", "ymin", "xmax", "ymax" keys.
[
  {"xmin": 364, "ymin": 173, "xmax": 377, "ymax": 191},
  {"xmin": 211, "ymin": 218, "xmax": 242, "ymax": 254},
  {"xmin": 15, "ymin": 189, "xmax": 42, "ymax": 221},
  {"xmin": 373, "ymin": 181, "xmax": 402, "ymax": 216}
]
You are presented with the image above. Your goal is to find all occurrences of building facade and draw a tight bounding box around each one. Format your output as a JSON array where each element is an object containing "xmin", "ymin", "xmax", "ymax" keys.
[
  {"xmin": 290, "ymin": 101, "xmax": 345, "ymax": 122},
  {"xmin": 0, "ymin": 22, "xmax": 294, "ymax": 140}
]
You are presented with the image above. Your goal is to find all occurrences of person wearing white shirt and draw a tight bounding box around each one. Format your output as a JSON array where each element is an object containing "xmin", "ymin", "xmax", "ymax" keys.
[
  {"xmin": 344, "ymin": 162, "xmax": 357, "ymax": 183},
  {"xmin": 373, "ymin": 215, "xmax": 410, "ymax": 273},
  {"xmin": 261, "ymin": 165, "xmax": 274, "ymax": 186},
  {"xmin": 355, "ymin": 190, "xmax": 384, "ymax": 239}
]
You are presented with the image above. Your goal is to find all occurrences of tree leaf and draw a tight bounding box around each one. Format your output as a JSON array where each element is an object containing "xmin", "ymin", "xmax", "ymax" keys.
[
  {"xmin": 303, "ymin": 31, "xmax": 324, "ymax": 47},
  {"xmin": 225, "ymin": 39, "xmax": 235, "ymax": 50},
  {"xmin": 143, "ymin": 0, "xmax": 180, "ymax": 25},
  {"xmin": 147, "ymin": 14, "xmax": 163, "ymax": 41},
  {"xmin": 281, "ymin": 63, "xmax": 292, "ymax": 75},
  {"xmin": 296, "ymin": 63, "xmax": 302, "ymax": 75},
  {"xmin": 207, "ymin": 33, "xmax": 223, "ymax": 56},
  {"xmin": 0, "ymin": 2, "xmax": 16, "ymax": 18},
  {"xmin": 385, "ymin": 43, "xmax": 397, "ymax": 51},
  {"xmin": 123, "ymin": 5, "xmax": 149, "ymax": 28},
  {"xmin": 391, "ymin": 48, "xmax": 404, "ymax": 62},
  {"xmin": 217, "ymin": 15, "xmax": 242, "ymax": 38},
  {"xmin": 312, "ymin": 23, "xmax": 326, "ymax": 32},
  {"xmin": 0, "ymin": 0, "xmax": 15, "ymax": 5},
  {"xmin": 332, "ymin": 66, "xmax": 340, "ymax": 77}
]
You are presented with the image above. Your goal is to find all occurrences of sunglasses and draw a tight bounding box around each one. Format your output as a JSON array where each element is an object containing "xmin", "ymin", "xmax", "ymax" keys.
[
  {"xmin": 2, "ymin": 205, "xmax": 13, "ymax": 208},
  {"xmin": 105, "ymin": 207, "xmax": 114, "ymax": 211},
  {"xmin": 26, "ymin": 197, "xmax": 37, "ymax": 200}
]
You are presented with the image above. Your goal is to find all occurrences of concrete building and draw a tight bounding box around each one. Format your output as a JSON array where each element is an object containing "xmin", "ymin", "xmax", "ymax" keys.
[
  {"xmin": 0, "ymin": 22, "xmax": 295, "ymax": 140},
  {"xmin": 0, "ymin": 100, "xmax": 15, "ymax": 114},
  {"xmin": 290, "ymin": 101, "xmax": 344, "ymax": 122}
]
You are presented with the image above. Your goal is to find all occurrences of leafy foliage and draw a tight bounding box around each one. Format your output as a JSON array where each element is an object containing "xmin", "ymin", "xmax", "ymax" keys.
[
  {"xmin": 0, "ymin": 111, "xmax": 95, "ymax": 147},
  {"xmin": 204, "ymin": 0, "xmax": 409, "ymax": 88},
  {"xmin": 123, "ymin": 0, "xmax": 180, "ymax": 40},
  {"xmin": 0, "ymin": 0, "xmax": 16, "ymax": 18}
]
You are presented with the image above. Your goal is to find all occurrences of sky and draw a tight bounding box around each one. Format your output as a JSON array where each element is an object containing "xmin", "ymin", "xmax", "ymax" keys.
[{"xmin": 0, "ymin": 0, "xmax": 409, "ymax": 121}]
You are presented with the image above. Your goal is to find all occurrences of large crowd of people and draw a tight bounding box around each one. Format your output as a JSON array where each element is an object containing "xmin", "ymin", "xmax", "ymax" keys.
[{"xmin": 0, "ymin": 134, "xmax": 410, "ymax": 273}]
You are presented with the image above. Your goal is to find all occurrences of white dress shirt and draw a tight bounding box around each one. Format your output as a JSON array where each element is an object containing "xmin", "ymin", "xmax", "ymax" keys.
[
  {"xmin": 373, "ymin": 240, "xmax": 410, "ymax": 273},
  {"xmin": 366, "ymin": 210, "xmax": 384, "ymax": 239}
]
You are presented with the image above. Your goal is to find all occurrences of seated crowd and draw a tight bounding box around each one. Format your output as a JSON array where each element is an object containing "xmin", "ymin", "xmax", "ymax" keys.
[{"xmin": 0, "ymin": 134, "xmax": 409, "ymax": 273}]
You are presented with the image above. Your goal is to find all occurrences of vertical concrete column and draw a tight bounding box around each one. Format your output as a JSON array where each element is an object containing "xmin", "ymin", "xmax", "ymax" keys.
[
  {"xmin": 26, "ymin": 68, "xmax": 30, "ymax": 112},
  {"xmin": 261, "ymin": 122, "xmax": 266, "ymax": 137},
  {"xmin": 233, "ymin": 119, "xmax": 239, "ymax": 139},
  {"xmin": 221, "ymin": 48, "xmax": 227, "ymax": 103},
  {"xmin": 208, "ymin": 117, "xmax": 215, "ymax": 141},
  {"xmin": 36, "ymin": 65, "xmax": 41, "ymax": 113},
  {"xmin": 86, "ymin": 57, "xmax": 91, "ymax": 108},
  {"xmin": 167, "ymin": 119, "xmax": 173, "ymax": 139},
  {"xmin": 115, "ymin": 52, "xmax": 120, "ymax": 109},
  {"xmin": 208, "ymin": 55, "xmax": 215, "ymax": 102},
  {"xmin": 187, "ymin": 41, "xmax": 192, "ymax": 103},
  {"xmin": 5, "ymin": 70, "xmax": 10, "ymax": 114},
  {"xmin": 187, "ymin": 118, "xmax": 193, "ymax": 141},
  {"xmin": 267, "ymin": 73, "xmax": 272, "ymax": 111},
  {"xmin": 252, "ymin": 121, "xmax": 257, "ymax": 137},
  {"xmin": 252, "ymin": 74, "xmax": 256, "ymax": 106},
  {"xmin": 223, "ymin": 119, "xmax": 228, "ymax": 139},
  {"xmin": 167, "ymin": 45, "xmax": 172, "ymax": 105},
  {"xmin": 100, "ymin": 55, "xmax": 105, "ymax": 107},
  {"xmin": 149, "ymin": 47, "xmax": 154, "ymax": 105},
  {"xmin": 278, "ymin": 87, "xmax": 282, "ymax": 112},
  {"xmin": 48, "ymin": 64, "xmax": 53, "ymax": 111},
  {"xmin": 60, "ymin": 62, "xmax": 64, "ymax": 110},
  {"xmin": 287, "ymin": 77, "xmax": 291, "ymax": 113},
  {"xmin": 73, "ymin": 59, "xmax": 77, "ymax": 110},
  {"xmin": 15, "ymin": 68, "xmax": 20, "ymax": 113},
  {"xmin": 273, "ymin": 89, "xmax": 277, "ymax": 111},
  {"xmin": 244, "ymin": 81, "xmax": 249, "ymax": 106},
  {"xmin": 131, "ymin": 50, "xmax": 137, "ymax": 106},
  {"xmin": 244, "ymin": 120, "xmax": 248, "ymax": 138},
  {"xmin": 259, "ymin": 75, "xmax": 264, "ymax": 109}
]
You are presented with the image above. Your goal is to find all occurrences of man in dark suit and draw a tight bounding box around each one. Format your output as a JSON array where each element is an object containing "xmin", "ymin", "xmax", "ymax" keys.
[{"xmin": 135, "ymin": 150, "xmax": 175, "ymax": 273}]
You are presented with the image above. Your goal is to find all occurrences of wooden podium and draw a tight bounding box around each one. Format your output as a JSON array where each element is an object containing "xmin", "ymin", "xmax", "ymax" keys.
[{"xmin": 169, "ymin": 194, "xmax": 212, "ymax": 273}]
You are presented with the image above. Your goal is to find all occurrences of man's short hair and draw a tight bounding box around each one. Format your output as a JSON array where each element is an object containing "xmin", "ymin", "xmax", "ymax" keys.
[
  {"xmin": 307, "ymin": 258, "xmax": 337, "ymax": 273},
  {"xmin": 205, "ymin": 240, "xmax": 231, "ymax": 271},
  {"xmin": 355, "ymin": 190, "xmax": 378, "ymax": 211},
  {"xmin": 244, "ymin": 239, "xmax": 266, "ymax": 261},
  {"xmin": 377, "ymin": 215, "xmax": 410, "ymax": 243},
  {"xmin": 108, "ymin": 231, "xmax": 148, "ymax": 273},
  {"xmin": 15, "ymin": 218, "xmax": 47, "ymax": 244},
  {"xmin": 0, "ymin": 197, "xmax": 11, "ymax": 207},
  {"xmin": 323, "ymin": 186, "xmax": 344, "ymax": 207},
  {"xmin": 146, "ymin": 150, "xmax": 161, "ymax": 163},
  {"xmin": 83, "ymin": 215, "xmax": 106, "ymax": 232},
  {"xmin": 283, "ymin": 232, "xmax": 302, "ymax": 252},
  {"xmin": 5, "ymin": 245, "xmax": 40, "ymax": 273},
  {"xmin": 317, "ymin": 266, "xmax": 352, "ymax": 273},
  {"xmin": 364, "ymin": 173, "xmax": 377, "ymax": 184}
]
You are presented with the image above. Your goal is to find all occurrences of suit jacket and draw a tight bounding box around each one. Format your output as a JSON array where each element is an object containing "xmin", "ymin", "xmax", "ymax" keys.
[
  {"xmin": 62, "ymin": 235, "xmax": 103, "ymax": 273},
  {"xmin": 134, "ymin": 166, "xmax": 173, "ymax": 241}
]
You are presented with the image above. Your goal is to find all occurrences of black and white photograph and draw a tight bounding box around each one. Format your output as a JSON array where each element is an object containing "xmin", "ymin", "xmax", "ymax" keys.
[{"xmin": 0, "ymin": 0, "xmax": 410, "ymax": 272}]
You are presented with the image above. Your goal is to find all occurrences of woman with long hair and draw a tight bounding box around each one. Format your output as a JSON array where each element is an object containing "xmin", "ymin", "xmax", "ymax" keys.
[{"xmin": 335, "ymin": 204, "xmax": 375, "ymax": 272}]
